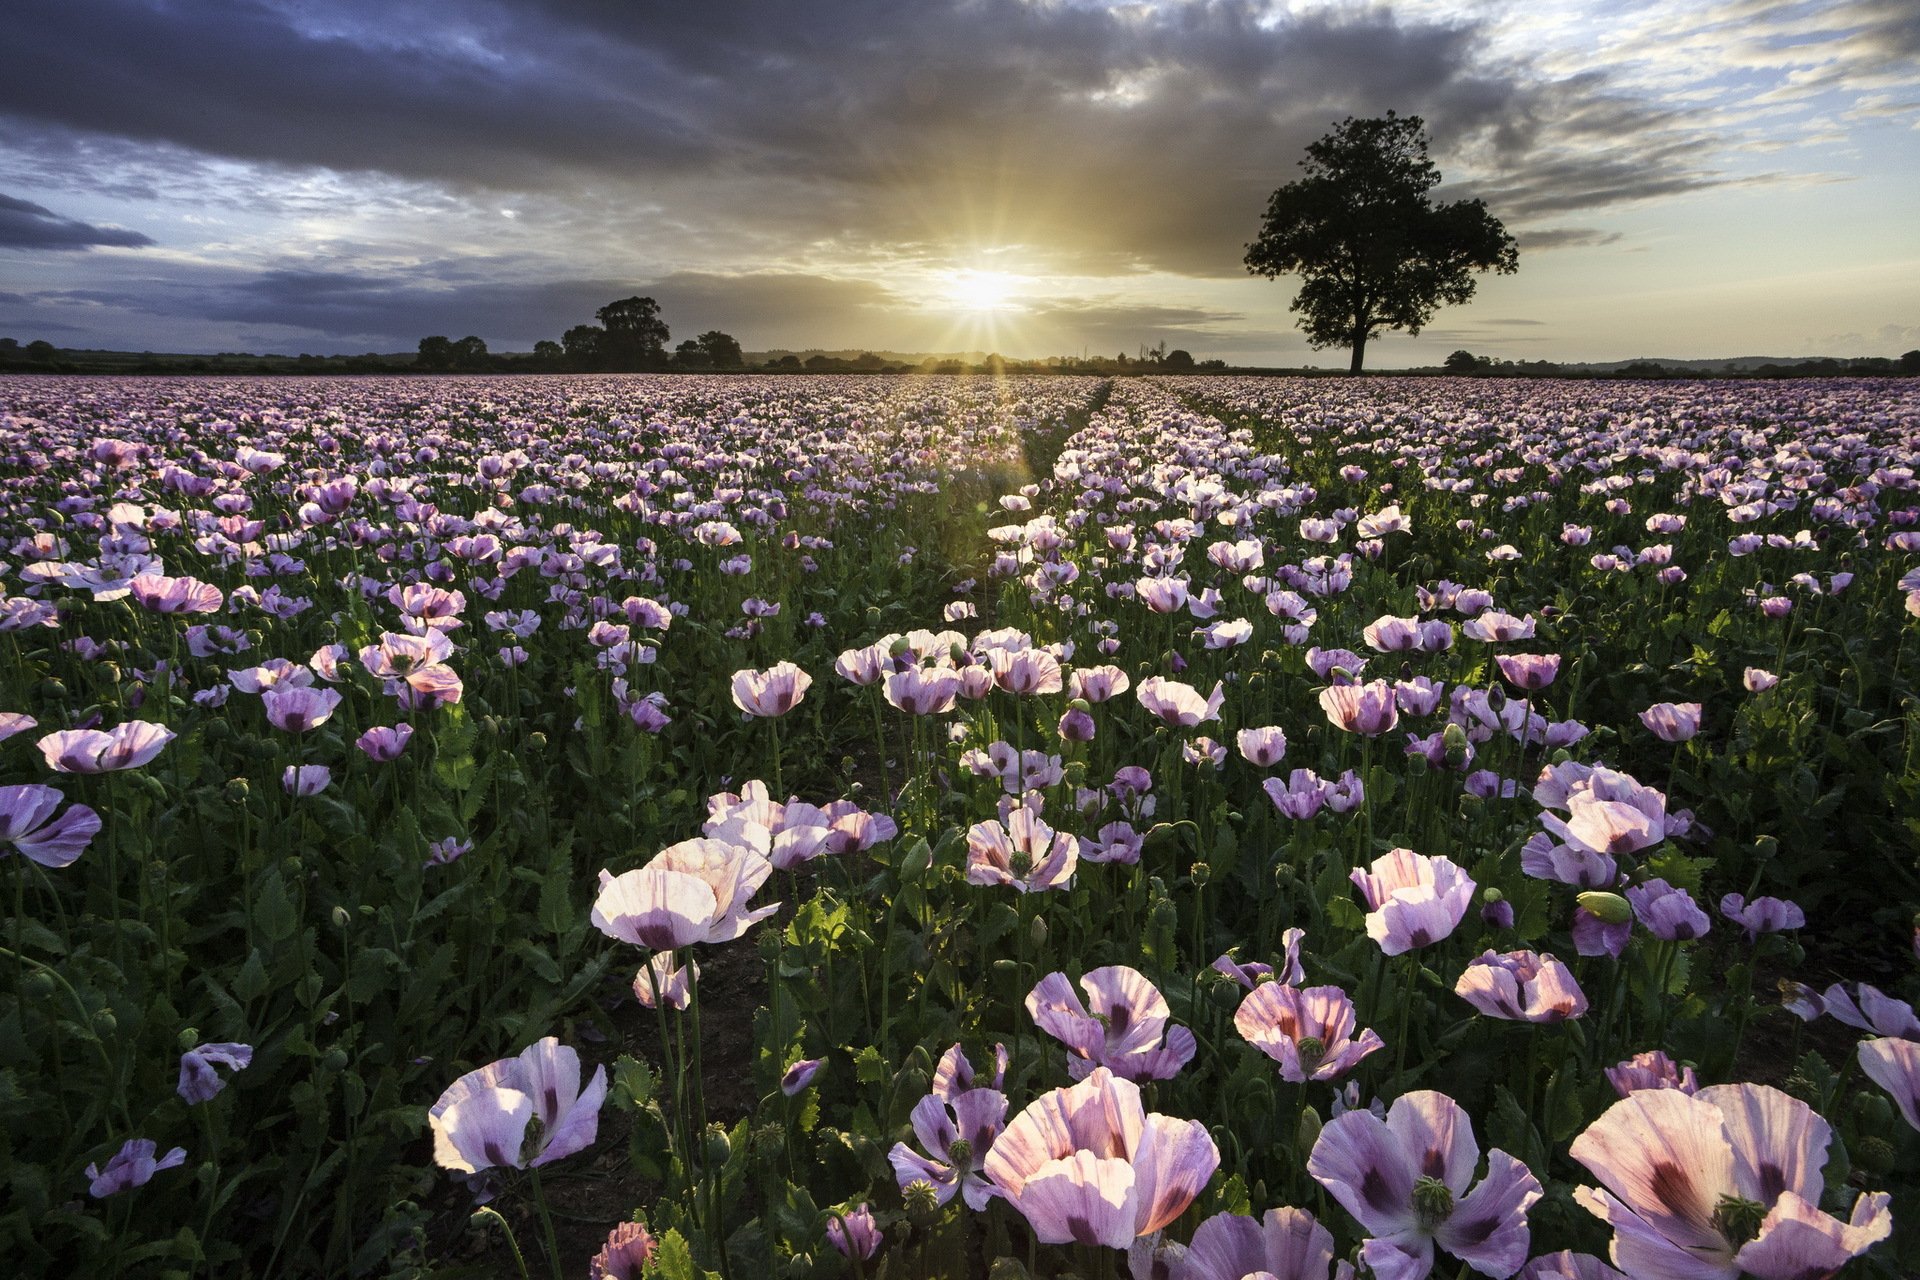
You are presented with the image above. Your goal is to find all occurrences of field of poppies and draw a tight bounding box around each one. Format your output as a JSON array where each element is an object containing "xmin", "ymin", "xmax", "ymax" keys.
[{"xmin": 2, "ymin": 371, "xmax": 1917, "ymax": 1280}]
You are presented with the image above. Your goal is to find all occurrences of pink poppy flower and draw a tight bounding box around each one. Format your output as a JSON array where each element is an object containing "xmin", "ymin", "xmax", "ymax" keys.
[
  {"xmin": 632, "ymin": 951, "xmax": 697, "ymax": 1011},
  {"xmin": 1069, "ymin": 665, "xmax": 1131, "ymax": 703},
  {"xmin": 129, "ymin": 573, "xmax": 223, "ymax": 615},
  {"xmin": 965, "ymin": 809, "xmax": 1077, "ymax": 893},
  {"xmin": 1027, "ymin": 966, "xmax": 1197, "ymax": 1082},
  {"xmin": 1570, "ymin": 1083, "xmax": 1891, "ymax": 1280},
  {"xmin": 1264, "ymin": 768, "xmax": 1328, "ymax": 820},
  {"xmin": 1236, "ymin": 725, "xmax": 1288, "ymax": 767},
  {"xmin": 1235, "ymin": 983, "xmax": 1384, "ymax": 1083},
  {"xmin": 992, "ymin": 648, "xmax": 1064, "ymax": 695},
  {"xmin": 731, "ymin": 661, "xmax": 811, "ymax": 717},
  {"xmin": 1136, "ymin": 676, "xmax": 1224, "ymax": 728},
  {"xmin": 1462, "ymin": 610, "xmax": 1536, "ymax": 643},
  {"xmin": 1350, "ymin": 849, "xmax": 1476, "ymax": 956},
  {"xmin": 39, "ymin": 721, "xmax": 176, "ymax": 773},
  {"xmin": 1455, "ymin": 950, "xmax": 1588, "ymax": 1023},
  {"xmin": 429, "ymin": 1037, "xmax": 608, "ymax": 1173},
  {"xmin": 1182, "ymin": 1207, "xmax": 1356, "ymax": 1280},
  {"xmin": 1320, "ymin": 680, "xmax": 1399, "ymax": 737},
  {"xmin": 1365, "ymin": 615, "xmax": 1422, "ymax": 652},
  {"xmin": 883, "ymin": 665, "xmax": 962, "ymax": 715},
  {"xmin": 1309, "ymin": 1089, "xmax": 1542, "ymax": 1280},
  {"xmin": 591, "ymin": 837, "xmax": 778, "ymax": 950},
  {"xmin": 983, "ymin": 1067, "xmax": 1218, "ymax": 1249},
  {"xmin": 589, "ymin": 1222, "xmax": 657, "ymax": 1280},
  {"xmin": 1743, "ymin": 668, "xmax": 1779, "ymax": 692},
  {"xmin": 1605, "ymin": 1050, "xmax": 1698, "ymax": 1098},
  {"xmin": 1213, "ymin": 931, "xmax": 1304, "ymax": 990}
]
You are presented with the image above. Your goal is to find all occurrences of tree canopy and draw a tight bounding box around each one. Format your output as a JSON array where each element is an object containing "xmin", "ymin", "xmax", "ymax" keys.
[{"xmin": 1245, "ymin": 112, "xmax": 1517, "ymax": 373}]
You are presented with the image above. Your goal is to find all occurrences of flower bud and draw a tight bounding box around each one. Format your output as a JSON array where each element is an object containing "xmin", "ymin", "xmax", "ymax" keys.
[
  {"xmin": 1578, "ymin": 891, "xmax": 1634, "ymax": 925},
  {"xmin": 1296, "ymin": 1104, "xmax": 1322, "ymax": 1152}
]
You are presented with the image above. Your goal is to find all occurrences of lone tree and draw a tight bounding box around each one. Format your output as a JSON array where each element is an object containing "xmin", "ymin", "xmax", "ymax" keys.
[
  {"xmin": 596, "ymin": 296, "xmax": 670, "ymax": 370},
  {"xmin": 1246, "ymin": 112, "xmax": 1517, "ymax": 373}
]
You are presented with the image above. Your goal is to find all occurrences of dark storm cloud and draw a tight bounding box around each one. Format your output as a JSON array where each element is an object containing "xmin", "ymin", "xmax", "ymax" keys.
[
  {"xmin": 0, "ymin": 0, "xmax": 1719, "ymax": 280},
  {"xmin": 0, "ymin": 191, "xmax": 153, "ymax": 249}
]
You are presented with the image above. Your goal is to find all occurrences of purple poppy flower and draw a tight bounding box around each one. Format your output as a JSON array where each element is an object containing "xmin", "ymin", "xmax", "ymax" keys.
[
  {"xmin": 588, "ymin": 1221, "xmax": 658, "ymax": 1280},
  {"xmin": 1717, "ymin": 894, "xmax": 1804, "ymax": 941},
  {"xmin": 1182, "ymin": 1207, "xmax": 1356, "ymax": 1280},
  {"xmin": 1495, "ymin": 654, "xmax": 1560, "ymax": 691},
  {"xmin": 1638, "ymin": 702, "xmax": 1701, "ymax": 743},
  {"xmin": 1517, "ymin": 1251, "xmax": 1626, "ymax": 1280},
  {"xmin": 282, "ymin": 764, "xmax": 332, "ymax": 796},
  {"xmin": 355, "ymin": 723, "xmax": 415, "ymax": 761},
  {"xmin": 1859, "ymin": 1037, "xmax": 1920, "ymax": 1131},
  {"xmin": 1519, "ymin": 833, "xmax": 1617, "ymax": 890},
  {"xmin": 1571, "ymin": 906, "xmax": 1631, "ymax": 959},
  {"xmin": 1235, "ymin": 983, "xmax": 1385, "ymax": 1083},
  {"xmin": 1308, "ymin": 1089, "xmax": 1543, "ymax": 1280},
  {"xmin": 1027, "ymin": 966, "xmax": 1196, "ymax": 1082},
  {"xmin": 177, "ymin": 1041, "xmax": 253, "ymax": 1103},
  {"xmin": 261, "ymin": 685, "xmax": 343, "ymax": 734},
  {"xmin": 0, "ymin": 711, "xmax": 39, "ymax": 743},
  {"xmin": 1625, "ymin": 879, "xmax": 1710, "ymax": 941},
  {"xmin": 1350, "ymin": 849, "xmax": 1476, "ymax": 956},
  {"xmin": 983, "ymin": 1067, "xmax": 1218, "ymax": 1249},
  {"xmin": 86, "ymin": 1138, "xmax": 188, "ymax": 1198},
  {"xmin": 39, "ymin": 721, "xmax": 176, "ymax": 773},
  {"xmin": 1213, "ymin": 931, "xmax": 1304, "ymax": 991},
  {"xmin": 428, "ymin": 1037, "xmax": 608, "ymax": 1173},
  {"xmin": 1605, "ymin": 1051, "xmax": 1698, "ymax": 1098},
  {"xmin": 827, "ymin": 1203, "xmax": 882, "ymax": 1260},
  {"xmin": 1456, "ymin": 950, "xmax": 1588, "ymax": 1023},
  {"xmin": 780, "ymin": 1058, "xmax": 824, "ymax": 1096},
  {"xmin": 932, "ymin": 1041, "xmax": 1008, "ymax": 1099},
  {"xmin": 888, "ymin": 1081, "xmax": 1008, "ymax": 1210},
  {"xmin": 1570, "ymin": 1083, "xmax": 1891, "ymax": 1280},
  {"xmin": 1264, "ymin": 768, "xmax": 1328, "ymax": 820},
  {"xmin": 0, "ymin": 783, "xmax": 101, "ymax": 868},
  {"xmin": 1804, "ymin": 982, "xmax": 1920, "ymax": 1039}
]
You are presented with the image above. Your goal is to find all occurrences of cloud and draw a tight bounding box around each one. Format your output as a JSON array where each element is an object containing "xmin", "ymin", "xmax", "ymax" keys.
[
  {"xmin": 0, "ymin": 191, "xmax": 152, "ymax": 249},
  {"xmin": 0, "ymin": 0, "xmax": 1733, "ymax": 282},
  {"xmin": 1515, "ymin": 226, "xmax": 1624, "ymax": 249}
]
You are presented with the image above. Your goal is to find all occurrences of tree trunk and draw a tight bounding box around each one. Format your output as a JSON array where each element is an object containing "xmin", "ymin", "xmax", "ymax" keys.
[{"xmin": 1349, "ymin": 324, "xmax": 1368, "ymax": 374}]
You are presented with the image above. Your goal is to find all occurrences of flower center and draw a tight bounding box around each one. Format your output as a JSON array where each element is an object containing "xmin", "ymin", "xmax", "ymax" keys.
[
  {"xmin": 1712, "ymin": 1194, "xmax": 1768, "ymax": 1248},
  {"xmin": 1297, "ymin": 1036, "xmax": 1327, "ymax": 1072},
  {"xmin": 1413, "ymin": 1175, "xmax": 1454, "ymax": 1230}
]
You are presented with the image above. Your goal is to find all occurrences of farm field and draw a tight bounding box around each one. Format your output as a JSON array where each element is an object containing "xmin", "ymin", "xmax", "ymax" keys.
[{"xmin": 2, "ymin": 371, "xmax": 1918, "ymax": 1279}]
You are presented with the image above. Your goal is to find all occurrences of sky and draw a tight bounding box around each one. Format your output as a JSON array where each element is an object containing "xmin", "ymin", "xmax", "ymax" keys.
[{"xmin": 1, "ymin": 0, "xmax": 1916, "ymax": 365}]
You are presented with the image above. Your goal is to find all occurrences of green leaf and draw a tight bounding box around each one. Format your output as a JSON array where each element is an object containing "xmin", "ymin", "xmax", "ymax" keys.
[
  {"xmin": 854, "ymin": 1045, "xmax": 887, "ymax": 1085},
  {"xmin": 252, "ymin": 872, "xmax": 296, "ymax": 944}
]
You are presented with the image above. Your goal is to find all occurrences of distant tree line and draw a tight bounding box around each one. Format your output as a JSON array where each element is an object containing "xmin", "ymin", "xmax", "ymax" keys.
[
  {"xmin": 1441, "ymin": 348, "xmax": 1920, "ymax": 380},
  {"xmin": 417, "ymin": 296, "xmax": 745, "ymax": 373}
]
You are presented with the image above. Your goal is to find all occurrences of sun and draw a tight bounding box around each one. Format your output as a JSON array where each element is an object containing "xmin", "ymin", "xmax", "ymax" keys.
[{"xmin": 945, "ymin": 269, "xmax": 1021, "ymax": 313}]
